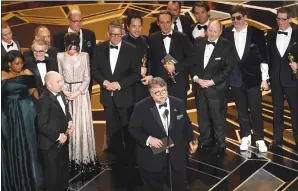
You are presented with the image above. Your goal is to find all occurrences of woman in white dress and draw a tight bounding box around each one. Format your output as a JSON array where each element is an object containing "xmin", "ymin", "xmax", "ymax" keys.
[{"xmin": 57, "ymin": 32, "xmax": 100, "ymax": 177}]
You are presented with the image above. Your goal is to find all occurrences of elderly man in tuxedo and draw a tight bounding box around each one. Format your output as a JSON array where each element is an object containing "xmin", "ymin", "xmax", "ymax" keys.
[
  {"xmin": 25, "ymin": 39, "xmax": 58, "ymax": 95},
  {"xmin": 129, "ymin": 77, "xmax": 197, "ymax": 191},
  {"xmin": 186, "ymin": 20, "xmax": 234, "ymax": 157},
  {"xmin": 267, "ymin": 7, "xmax": 298, "ymax": 151},
  {"xmin": 23, "ymin": 25, "xmax": 58, "ymax": 61},
  {"xmin": 36, "ymin": 71, "xmax": 73, "ymax": 191}
]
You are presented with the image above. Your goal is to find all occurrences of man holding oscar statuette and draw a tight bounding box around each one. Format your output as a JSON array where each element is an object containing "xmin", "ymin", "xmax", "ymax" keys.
[
  {"xmin": 266, "ymin": 7, "xmax": 298, "ymax": 151},
  {"xmin": 36, "ymin": 71, "xmax": 73, "ymax": 191},
  {"xmin": 148, "ymin": 10, "xmax": 193, "ymax": 104},
  {"xmin": 129, "ymin": 77, "xmax": 197, "ymax": 191}
]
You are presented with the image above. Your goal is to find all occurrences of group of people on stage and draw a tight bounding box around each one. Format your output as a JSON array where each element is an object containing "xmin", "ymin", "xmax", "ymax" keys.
[{"xmin": 1, "ymin": 1, "xmax": 298, "ymax": 191}]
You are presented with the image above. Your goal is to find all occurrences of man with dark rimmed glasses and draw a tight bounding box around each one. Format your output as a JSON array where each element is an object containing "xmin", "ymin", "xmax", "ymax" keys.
[
  {"xmin": 266, "ymin": 7, "xmax": 298, "ymax": 151},
  {"xmin": 222, "ymin": 5, "xmax": 268, "ymax": 153}
]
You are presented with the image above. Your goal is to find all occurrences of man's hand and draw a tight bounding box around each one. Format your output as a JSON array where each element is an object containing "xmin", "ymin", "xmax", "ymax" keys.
[
  {"xmin": 67, "ymin": 124, "xmax": 74, "ymax": 134},
  {"xmin": 196, "ymin": 79, "xmax": 214, "ymax": 88},
  {"xmin": 189, "ymin": 141, "xmax": 198, "ymax": 153},
  {"xmin": 164, "ymin": 61, "xmax": 175, "ymax": 74},
  {"xmin": 141, "ymin": 66, "xmax": 147, "ymax": 77},
  {"xmin": 260, "ymin": 80, "xmax": 269, "ymax": 91},
  {"xmin": 103, "ymin": 80, "xmax": 113, "ymax": 91},
  {"xmin": 290, "ymin": 61, "xmax": 298, "ymax": 72},
  {"xmin": 141, "ymin": 75, "xmax": 153, "ymax": 85},
  {"xmin": 67, "ymin": 91, "xmax": 80, "ymax": 100},
  {"xmin": 63, "ymin": 91, "xmax": 71, "ymax": 97},
  {"xmin": 110, "ymin": 82, "xmax": 120, "ymax": 91},
  {"xmin": 59, "ymin": 134, "xmax": 68, "ymax": 144},
  {"xmin": 148, "ymin": 137, "xmax": 164, "ymax": 148}
]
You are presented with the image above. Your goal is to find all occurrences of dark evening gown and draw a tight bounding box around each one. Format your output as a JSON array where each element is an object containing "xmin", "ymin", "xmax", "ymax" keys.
[{"xmin": 1, "ymin": 75, "xmax": 42, "ymax": 191}]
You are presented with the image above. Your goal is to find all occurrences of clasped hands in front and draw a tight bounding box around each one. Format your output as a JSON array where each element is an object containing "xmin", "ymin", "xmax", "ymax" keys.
[
  {"xmin": 103, "ymin": 80, "xmax": 120, "ymax": 91},
  {"xmin": 148, "ymin": 136, "xmax": 198, "ymax": 152},
  {"xmin": 64, "ymin": 91, "xmax": 80, "ymax": 100},
  {"xmin": 163, "ymin": 61, "xmax": 176, "ymax": 75},
  {"xmin": 194, "ymin": 78, "xmax": 214, "ymax": 88}
]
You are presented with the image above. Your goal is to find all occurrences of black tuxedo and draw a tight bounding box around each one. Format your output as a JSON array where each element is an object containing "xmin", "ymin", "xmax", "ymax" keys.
[
  {"xmin": 23, "ymin": 46, "xmax": 58, "ymax": 61},
  {"xmin": 36, "ymin": 88, "xmax": 72, "ymax": 191},
  {"xmin": 188, "ymin": 37, "xmax": 234, "ymax": 147},
  {"xmin": 149, "ymin": 15, "xmax": 194, "ymax": 37},
  {"xmin": 123, "ymin": 33, "xmax": 150, "ymax": 102},
  {"xmin": 91, "ymin": 40, "xmax": 139, "ymax": 157},
  {"xmin": 129, "ymin": 96, "xmax": 193, "ymax": 191},
  {"xmin": 266, "ymin": 28, "xmax": 298, "ymax": 144},
  {"xmin": 148, "ymin": 31, "xmax": 192, "ymax": 102},
  {"xmin": 1, "ymin": 40, "xmax": 21, "ymax": 70},
  {"xmin": 25, "ymin": 57, "xmax": 58, "ymax": 95},
  {"xmin": 222, "ymin": 25, "xmax": 267, "ymax": 141}
]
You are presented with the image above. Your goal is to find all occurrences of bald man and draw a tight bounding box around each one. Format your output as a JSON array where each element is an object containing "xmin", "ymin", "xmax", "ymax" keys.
[
  {"xmin": 23, "ymin": 25, "xmax": 58, "ymax": 60},
  {"xmin": 36, "ymin": 71, "xmax": 73, "ymax": 191},
  {"xmin": 186, "ymin": 20, "xmax": 234, "ymax": 157}
]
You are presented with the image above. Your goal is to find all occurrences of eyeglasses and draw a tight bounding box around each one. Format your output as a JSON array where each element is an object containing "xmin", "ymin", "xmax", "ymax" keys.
[
  {"xmin": 69, "ymin": 18, "xmax": 84, "ymax": 23},
  {"xmin": 33, "ymin": 50, "xmax": 45, "ymax": 54},
  {"xmin": 109, "ymin": 33, "xmax": 122, "ymax": 38},
  {"xmin": 231, "ymin": 15, "xmax": 243, "ymax": 21},
  {"xmin": 152, "ymin": 89, "xmax": 167, "ymax": 96},
  {"xmin": 276, "ymin": 17, "xmax": 289, "ymax": 22}
]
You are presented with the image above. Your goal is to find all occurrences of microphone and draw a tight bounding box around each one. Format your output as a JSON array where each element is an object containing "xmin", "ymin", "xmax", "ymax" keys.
[{"xmin": 164, "ymin": 109, "xmax": 169, "ymax": 118}]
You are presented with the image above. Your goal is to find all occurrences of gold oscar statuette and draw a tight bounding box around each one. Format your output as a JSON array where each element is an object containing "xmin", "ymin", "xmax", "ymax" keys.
[
  {"xmin": 141, "ymin": 56, "xmax": 147, "ymax": 78},
  {"xmin": 57, "ymin": 126, "xmax": 71, "ymax": 148},
  {"xmin": 288, "ymin": 53, "xmax": 298, "ymax": 80},
  {"xmin": 163, "ymin": 60, "xmax": 177, "ymax": 84}
]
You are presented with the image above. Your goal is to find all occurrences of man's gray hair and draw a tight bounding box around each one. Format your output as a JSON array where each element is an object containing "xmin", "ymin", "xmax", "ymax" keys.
[{"xmin": 148, "ymin": 77, "xmax": 167, "ymax": 90}]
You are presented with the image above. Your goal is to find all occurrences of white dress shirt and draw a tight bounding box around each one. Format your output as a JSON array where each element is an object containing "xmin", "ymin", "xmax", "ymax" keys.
[
  {"xmin": 233, "ymin": 25, "xmax": 269, "ymax": 80},
  {"xmin": 172, "ymin": 17, "xmax": 183, "ymax": 33},
  {"xmin": 204, "ymin": 38, "xmax": 219, "ymax": 68},
  {"xmin": 37, "ymin": 62, "xmax": 47, "ymax": 85},
  {"xmin": 2, "ymin": 40, "xmax": 18, "ymax": 52},
  {"xmin": 109, "ymin": 41, "xmax": 122, "ymax": 74},
  {"xmin": 146, "ymin": 98, "xmax": 171, "ymax": 150},
  {"xmin": 68, "ymin": 28, "xmax": 83, "ymax": 51},
  {"xmin": 162, "ymin": 31, "xmax": 173, "ymax": 54},
  {"xmin": 276, "ymin": 26, "xmax": 292, "ymax": 57},
  {"xmin": 192, "ymin": 20, "xmax": 210, "ymax": 39}
]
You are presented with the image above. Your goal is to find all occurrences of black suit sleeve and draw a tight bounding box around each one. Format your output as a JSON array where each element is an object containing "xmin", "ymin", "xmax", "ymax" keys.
[
  {"xmin": 90, "ymin": 31, "xmax": 96, "ymax": 58},
  {"xmin": 128, "ymin": 104, "xmax": 149, "ymax": 148},
  {"xmin": 36, "ymin": 98, "xmax": 60, "ymax": 142},
  {"xmin": 118, "ymin": 47, "xmax": 140, "ymax": 89},
  {"xmin": 91, "ymin": 45, "xmax": 105, "ymax": 86},
  {"xmin": 181, "ymin": 104, "xmax": 194, "ymax": 142},
  {"xmin": 212, "ymin": 43, "xmax": 235, "ymax": 85},
  {"xmin": 175, "ymin": 35, "xmax": 193, "ymax": 72},
  {"xmin": 255, "ymin": 29, "xmax": 267, "ymax": 63}
]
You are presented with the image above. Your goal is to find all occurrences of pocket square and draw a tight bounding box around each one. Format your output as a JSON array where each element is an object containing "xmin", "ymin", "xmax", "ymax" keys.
[
  {"xmin": 215, "ymin": 57, "xmax": 221, "ymax": 60},
  {"xmin": 177, "ymin": 114, "xmax": 183, "ymax": 120}
]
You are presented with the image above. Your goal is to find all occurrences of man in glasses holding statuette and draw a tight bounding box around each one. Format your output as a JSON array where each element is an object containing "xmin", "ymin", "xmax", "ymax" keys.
[{"xmin": 266, "ymin": 7, "xmax": 298, "ymax": 151}]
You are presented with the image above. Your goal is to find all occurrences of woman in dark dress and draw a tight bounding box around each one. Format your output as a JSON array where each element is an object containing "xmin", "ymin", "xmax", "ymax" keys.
[{"xmin": 1, "ymin": 50, "xmax": 42, "ymax": 191}]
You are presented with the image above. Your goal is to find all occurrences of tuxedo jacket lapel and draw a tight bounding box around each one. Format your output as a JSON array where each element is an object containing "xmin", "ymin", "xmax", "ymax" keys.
[
  {"xmin": 104, "ymin": 44, "xmax": 113, "ymax": 76},
  {"xmin": 158, "ymin": 33, "xmax": 167, "ymax": 56},
  {"xmin": 285, "ymin": 30, "xmax": 297, "ymax": 56},
  {"xmin": 113, "ymin": 42, "xmax": 124, "ymax": 76},
  {"xmin": 240, "ymin": 26, "xmax": 251, "ymax": 63},
  {"xmin": 150, "ymin": 106, "xmax": 167, "ymax": 135},
  {"xmin": 204, "ymin": 38, "xmax": 222, "ymax": 71},
  {"xmin": 169, "ymin": 32, "xmax": 177, "ymax": 55},
  {"xmin": 48, "ymin": 90, "xmax": 66, "ymax": 116},
  {"xmin": 168, "ymin": 105, "xmax": 175, "ymax": 133},
  {"xmin": 81, "ymin": 30, "xmax": 87, "ymax": 52}
]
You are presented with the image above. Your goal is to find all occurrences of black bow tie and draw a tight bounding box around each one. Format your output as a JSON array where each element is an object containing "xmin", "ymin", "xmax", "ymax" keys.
[
  {"xmin": 36, "ymin": 60, "xmax": 45, "ymax": 64},
  {"xmin": 206, "ymin": 41, "xmax": 216, "ymax": 46},
  {"xmin": 277, "ymin": 30, "xmax": 288, "ymax": 35},
  {"xmin": 55, "ymin": 92, "xmax": 62, "ymax": 97},
  {"xmin": 7, "ymin": 43, "xmax": 14, "ymax": 49},
  {"xmin": 159, "ymin": 102, "xmax": 167, "ymax": 109},
  {"xmin": 110, "ymin": 45, "xmax": 118, "ymax": 49},
  {"xmin": 197, "ymin": 25, "xmax": 207, "ymax": 30},
  {"xmin": 162, "ymin": 34, "xmax": 172, "ymax": 39}
]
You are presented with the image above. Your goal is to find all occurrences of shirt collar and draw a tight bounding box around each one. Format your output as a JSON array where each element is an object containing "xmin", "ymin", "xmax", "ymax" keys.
[
  {"xmin": 2, "ymin": 39, "xmax": 15, "ymax": 47},
  {"xmin": 207, "ymin": 37, "xmax": 219, "ymax": 44},
  {"xmin": 68, "ymin": 27, "xmax": 82, "ymax": 34},
  {"xmin": 232, "ymin": 23, "xmax": 248, "ymax": 33},
  {"xmin": 197, "ymin": 19, "xmax": 210, "ymax": 26},
  {"xmin": 109, "ymin": 41, "xmax": 122, "ymax": 48},
  {"xmin": 155, "ymin": 97, "xmax": 170, "ymax": 108},
  {"xmin": 162, "ymin": 30, "xmax": 173, "ymax": 36},
  {"xmin": 278, "ymin": 26, "xmax": 292, "ymax": 33}
]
